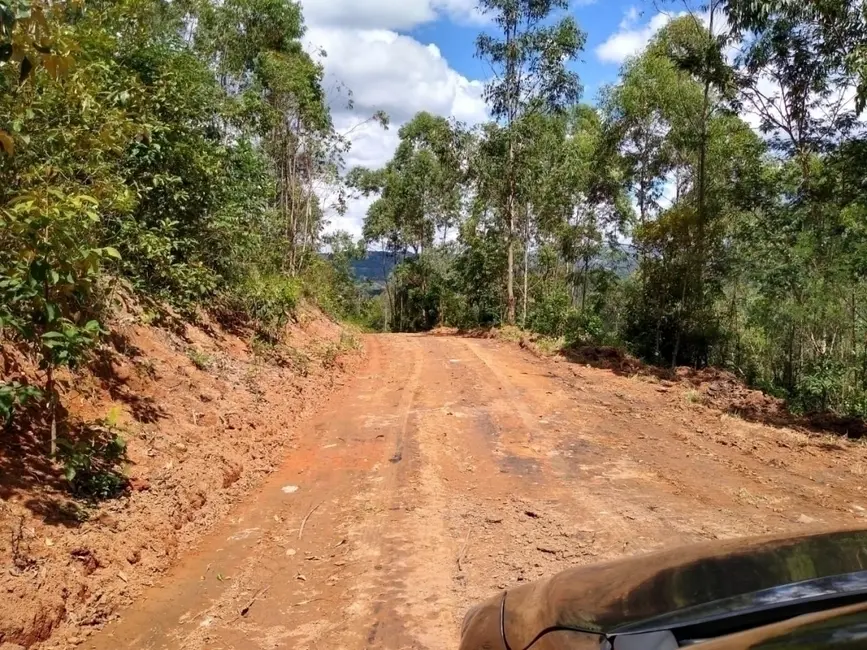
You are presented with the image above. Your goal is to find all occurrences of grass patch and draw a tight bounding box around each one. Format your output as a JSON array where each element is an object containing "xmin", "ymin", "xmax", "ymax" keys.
[{"xmin": 187, "ymin": 347, "xmax": 214, "ymax": 371}]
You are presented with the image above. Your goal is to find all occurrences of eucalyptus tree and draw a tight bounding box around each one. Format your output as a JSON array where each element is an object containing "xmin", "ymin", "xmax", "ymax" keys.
[
  {"xmin": 719, "ymin": 0, "xmax": 867, "ymax": 396},
  {"xmin": 351, "ymin": 113, "xmax": 467, "ymax": 254},
  {"xmin": 605, "ymin": 17, "xmax": 765, "ymax": 366},
  {"xmin": 349, "ymin": 113, "xmax": 468, "ymax": 329},
  {"xmin": 474, "ymin": 0, "xmax": 585, "ymax": 324},
  {"xmin": 197, "ymin": 0, "xmax": 337, "ymax": 276}
]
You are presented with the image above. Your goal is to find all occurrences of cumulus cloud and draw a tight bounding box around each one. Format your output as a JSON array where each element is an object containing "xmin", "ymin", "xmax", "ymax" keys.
[
  {"xmin": 297, "ymin": 2, "xmax": 489, "ymax": 237},
  {"xmin": 300, "ymin": 0, "xmax": 485, "ymax": 31},
  {"xmin": 310, "ymin": 28, "xmax": 487, "ymax": 130},
  {"xmin": 595, "ymin": 11, "xmax": 675, "ymax": 64},
  {"xmin": 620, "ymin": 6, "xmax": 640, "ymax": 29}
]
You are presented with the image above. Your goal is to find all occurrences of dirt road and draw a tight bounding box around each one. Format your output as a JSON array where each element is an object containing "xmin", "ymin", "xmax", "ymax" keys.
[{"xmin": 84, "ymin": 334, "xmax": 867, "ymax": 650}]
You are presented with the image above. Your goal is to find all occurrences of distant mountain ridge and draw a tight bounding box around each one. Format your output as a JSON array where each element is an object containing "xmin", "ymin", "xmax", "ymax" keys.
[
  {"xmin": 347, "ymin": 248, "xmax": 635, "ymax": 284},
  {"xmin": 350, "ymin": 251, "xmax": 403, "ymax": 284}
]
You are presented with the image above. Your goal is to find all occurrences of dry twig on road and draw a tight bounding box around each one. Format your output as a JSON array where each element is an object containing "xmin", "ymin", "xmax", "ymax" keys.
[
  {"xmin": 239, "ymin": 585, "xmax": 271, "ymax": 618},
  {"xmin": 299, "ymin": 501, "xmax": 323, "ymax": 540},
  {"xmin": 457, "ymin": 528, "xmax": 472, "ymax": 572}
]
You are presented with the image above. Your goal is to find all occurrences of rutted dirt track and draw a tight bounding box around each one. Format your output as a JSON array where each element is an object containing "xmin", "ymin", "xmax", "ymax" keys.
[{"xmin": 84, "ymin": 333, "xmax": 867, "ymax": 650}]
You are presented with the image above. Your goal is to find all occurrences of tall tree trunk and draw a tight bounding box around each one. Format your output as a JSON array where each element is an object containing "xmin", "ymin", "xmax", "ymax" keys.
[
  {"xmin": 785, "ymin": 325, "xmax": 796, "ymax": 392},
  {"xmin": 504, "ymin": 19, "xmax": 517, "ymax": 326},
  {"xmin": 695, "ymin": 1, "xmax": 715, "ymax": 299},
  {"xmin": 852, "ymin": 290, "xmax": 857, "ymax": 375},
  {"xmin": 506, "ymin": 136, "xmax": 517, "ymax": 324},
  {"xmin": 285, "ymin": 118, "xmax": 301, "ymax": 274},
  {"xmin": 299, "ymin": 153, "xmax": 313, "ymax": 275},
  {"xmin": 522, "ymin": 233, "xmax": 529, "ymax": 328}
]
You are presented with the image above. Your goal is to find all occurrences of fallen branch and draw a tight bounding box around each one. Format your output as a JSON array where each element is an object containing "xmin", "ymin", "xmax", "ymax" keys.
[
  {"xmin": 240, "ymin": 585, "xmax": 271, "ymax": 618},
  {"xmin": 299, "ymin": 501, "xmax": 323, "ymax": 540}
]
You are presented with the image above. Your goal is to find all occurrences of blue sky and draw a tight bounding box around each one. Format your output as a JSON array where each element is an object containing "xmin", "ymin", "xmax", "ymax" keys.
[
  {"xmin": 297, "ymin": 0, "xmax": 688, "ymax": 237},
  {"xmin": 408, "ymin": 0, "xmax": 650, "ymax": 105}
]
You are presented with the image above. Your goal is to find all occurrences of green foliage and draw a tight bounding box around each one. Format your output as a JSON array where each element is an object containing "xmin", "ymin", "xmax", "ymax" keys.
[
  {"xmin": 186, "ymin": 348, "xmax": 214, "ymax": 371},
  {"xmin": 528, "ymin": 285, "xmax": 570, "ymax": 337},
  {"xmin": 218, "ymin": 274, "xmax": 300, "ymax": 342},
  {"xmin": 564, "ymin": 310, "xmax": 605, "ymax": 347},
  {"xmin": 350, "ymin": 113, "xmax": 467, "ymax": 255},
  {"xmin": 40, "ymin": 319, "xmax": 104, "ymax": 368},
  {"xmin": 58, "ymin": 425, "xmax": 128, "ymax": 500},
  {"xmin": 1, "ymin": 191, "xmax": 113, "ymax": 355},
  {"xmin": 0, "ymin": 381, "xmax": 42, "ymax": 425},
  {"xmin": 475, "ymin": 0, "xmax": 585, "ymax": 120},
  {"xmin": 310, "ymin": 231, "xmax": 370, "ymax": 320}
]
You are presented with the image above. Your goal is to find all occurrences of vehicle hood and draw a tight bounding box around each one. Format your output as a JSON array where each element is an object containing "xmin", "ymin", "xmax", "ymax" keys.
[{"xmin": 460, "ymin": 528, "xmax": 867, "ymax": 650}]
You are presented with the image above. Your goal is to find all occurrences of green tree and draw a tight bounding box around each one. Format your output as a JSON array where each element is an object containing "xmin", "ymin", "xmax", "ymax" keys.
[
  {"xmin": 0, "ymin": 0, "xmax": 380, "ymax": 461},
  {"xmin": 475, "ymin": 0, "xmax": 585, "ymax": 324},
  {"xmin": 350, "ymin": 113, "xmax": 468, "ymax": 330}
]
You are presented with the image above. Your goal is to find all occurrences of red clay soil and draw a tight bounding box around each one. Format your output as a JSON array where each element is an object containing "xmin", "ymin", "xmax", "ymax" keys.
[
  {"xmin": 0, "ymin": 305, "xmax": 363, "ymax": 649},
  {"xmin": 61, "ymin": 333, "xmax": 867, "ymax": 650},
  {"xmin": 559, "ymin": 343, "xmax": 867, "ymax": 438}
]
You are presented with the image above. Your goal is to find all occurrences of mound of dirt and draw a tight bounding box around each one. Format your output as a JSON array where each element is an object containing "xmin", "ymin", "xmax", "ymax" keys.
[
  {"xmin": 558, "ymin": 343, "xmax": 866, "ymax": 438},
  {"xmin": 561, "ymin": 345, "xmax": 645, "ymax": 374},
  {"xmin": 0, "ymin": 303, "xmax": 363, "ymax": 648}
]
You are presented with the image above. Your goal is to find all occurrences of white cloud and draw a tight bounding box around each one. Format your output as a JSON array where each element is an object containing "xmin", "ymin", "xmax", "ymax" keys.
[
  {"xmin": 300, "ymin": 0, "xmax": 485, "ymax": 31},
  {"xmin": 310, "ymin": 28, "xmax": 487, "ymax": 130},
  {"xmin": 620, "ymin": 6, "xmax": 640, "ymax": 29},
  {"xmin": 596, "ymin": 11, "xmax": 675, "ymax": 64},
  {"xmin": 298, "ymin": 4, "xmax": 489, "ymax": 238}
]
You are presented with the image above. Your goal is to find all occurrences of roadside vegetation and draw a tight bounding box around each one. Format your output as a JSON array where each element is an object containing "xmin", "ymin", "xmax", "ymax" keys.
[
  {"xmin": 5, "ymin": 0, "xmax": 867, "ymax": 498},
  {"xmin": 0, "ymin": 0, "xmax": 378, "ymax": 496},
  {"xmin": 351, "ymin": 0, "xmax": 867, "ymax": 423}
]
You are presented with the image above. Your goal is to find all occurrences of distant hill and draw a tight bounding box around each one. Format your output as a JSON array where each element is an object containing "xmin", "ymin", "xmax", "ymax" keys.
[
  {"xmin": 350, "ymin": 251, "xmax": 403, "ymax": 284},
  {"xmin": 345, "ymin": 247, "xmax": 635, "ymax": 285}
]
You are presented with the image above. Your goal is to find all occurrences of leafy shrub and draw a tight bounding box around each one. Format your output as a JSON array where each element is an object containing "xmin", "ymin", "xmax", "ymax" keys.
[
  {"xmin": 116, "ymin": 218, "xmax": 220, "ymax": 313},
  {"xmin": 58, "ymin": 426, "xmax": 128, "ymax": 501},
  {"xmin": 0, "ymin": 381, "xmax": 43, "ymax": 425},
  {"xmin": 792, "ymin": 360, "xmax": 840, "ymax": 414},
  {"xmin": 218, "ymin": 274, "xmax": 300, "ymax": 341},
  {"xmin": 564, "ymin": 309, "xmax": 605, "ymax": 346},
  {"xmin": 528, "ymin": 287, "xmax": 570, "ymax": 336},
  {"xmin": 790, "ymin": 358, "xmax": 867, "ymax": 419},
  {"xmin": 40, "ymin": 319, "xmax": 105, "ymax": 369}
]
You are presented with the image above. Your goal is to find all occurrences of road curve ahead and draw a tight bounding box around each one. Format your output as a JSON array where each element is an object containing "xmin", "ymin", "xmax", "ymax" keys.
[{"xmin": 86, "ymin": 333, "xmax": 867, "ymax": 650}]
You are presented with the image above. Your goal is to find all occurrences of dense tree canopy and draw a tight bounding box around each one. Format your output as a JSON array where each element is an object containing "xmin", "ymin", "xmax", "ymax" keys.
[
  {"xmin": 357, "ymin": 3, "xmax": 867, "ymax": 422},
  {"xmin": 0, "ymin": 0, "xmax": 378, "ymax": 444},
  {"xmin": 6, "ymin": 0, "xmax": 867, "ymax": 446}
]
